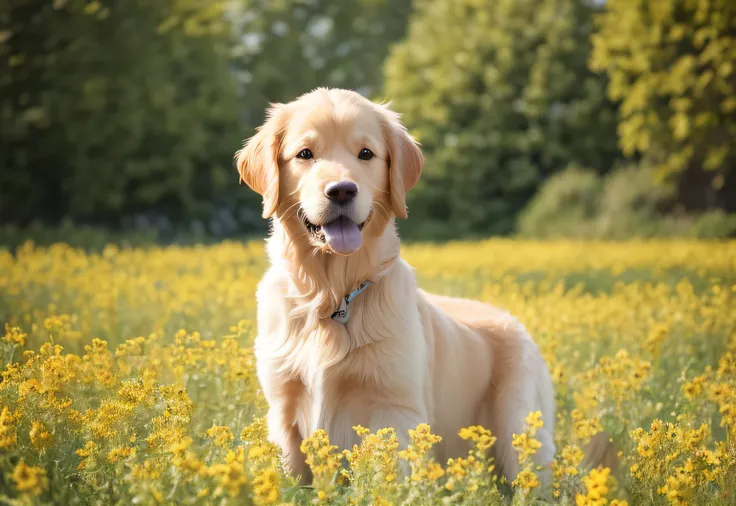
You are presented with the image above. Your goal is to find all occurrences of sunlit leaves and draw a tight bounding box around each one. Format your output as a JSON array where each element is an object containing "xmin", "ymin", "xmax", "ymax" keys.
[
  {"xmin": 385, "ymin": 0, "xmax": 620, "ymax": 238},
  {"xmin": 590, "ymin": 0, "xmax": 736, "ymax": 200}
]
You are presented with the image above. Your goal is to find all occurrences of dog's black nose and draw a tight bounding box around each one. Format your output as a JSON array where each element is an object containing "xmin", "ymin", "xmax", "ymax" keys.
[{"xmin": 325, "ymin": 181, "xmax": 358, "ymax": 203}]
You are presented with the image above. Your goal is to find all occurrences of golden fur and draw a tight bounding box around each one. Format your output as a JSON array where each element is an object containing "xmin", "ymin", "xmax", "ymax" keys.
[{"xmin": 236, "ymin": 88, "xmax": 585, "ymax": 484}]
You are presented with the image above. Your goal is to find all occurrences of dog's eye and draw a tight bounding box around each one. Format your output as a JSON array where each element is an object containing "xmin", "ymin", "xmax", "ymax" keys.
[
  {"xmin": 296, "ymin": 148, "xmax": 313, "ymax": 160},
  {"xmin": 358, "ymin": 148, "xmax": 374, "ymax": 161}
]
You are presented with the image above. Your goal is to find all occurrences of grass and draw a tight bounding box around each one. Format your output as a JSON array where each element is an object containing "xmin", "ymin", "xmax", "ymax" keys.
[{"xmin": 0, "ymin": 239, "xmax": 734, "ymax": 505}]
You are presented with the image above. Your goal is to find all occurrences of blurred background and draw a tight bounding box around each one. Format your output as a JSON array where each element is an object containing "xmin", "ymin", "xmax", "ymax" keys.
[{"xmin": 1, "ymin": 0, "xmax": 734, "ymax": 248}]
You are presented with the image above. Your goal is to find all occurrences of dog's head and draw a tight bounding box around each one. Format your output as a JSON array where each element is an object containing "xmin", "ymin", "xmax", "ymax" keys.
[{"xmin": 236, "ymin": 88, "xmax": 423, "ymax": 255}]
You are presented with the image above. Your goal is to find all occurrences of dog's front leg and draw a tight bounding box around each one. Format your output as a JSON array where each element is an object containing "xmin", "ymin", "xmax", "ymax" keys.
[
  {"xmin": 267, "ymin": 403, "xmax": 310, "ymax": 483},
  {"xmin": 261, "ymin": 376, "xmax": 311, "ymax": 484}
]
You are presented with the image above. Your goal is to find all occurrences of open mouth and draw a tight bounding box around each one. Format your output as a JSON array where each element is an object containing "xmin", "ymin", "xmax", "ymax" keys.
[{"xmin": 300, "ymin": 210, "xmax": 372, "ymax": 255}]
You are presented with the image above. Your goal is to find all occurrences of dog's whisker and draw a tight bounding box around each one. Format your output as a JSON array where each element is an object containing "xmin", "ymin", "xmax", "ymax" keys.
[
  {"xmin": 364, "ymin": 181, "xmax": 390, "ymax": 195},
  {"xmin": 277, "ymin": 201, "xmax": 304, "ymax": 223},
  {"xmin": 372, "ymin": 202, "xmax": 391, "ymax": 221},
  {"xmin": 282, "ymin": 200, "xmax": 301, "ymax": 214}
]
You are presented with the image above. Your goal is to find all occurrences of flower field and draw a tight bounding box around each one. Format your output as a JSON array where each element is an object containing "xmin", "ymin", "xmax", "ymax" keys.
[{"xmin": 0, "ymin": 239, "xmax": 735, "ymax": 505}]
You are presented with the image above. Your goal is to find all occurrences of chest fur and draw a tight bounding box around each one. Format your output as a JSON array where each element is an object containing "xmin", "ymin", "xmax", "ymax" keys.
[{"xmin": 255, "ymin": 265, "xmax": 428, "ymax": 445}]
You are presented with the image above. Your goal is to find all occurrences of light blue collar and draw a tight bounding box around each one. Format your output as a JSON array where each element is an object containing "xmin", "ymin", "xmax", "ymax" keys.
[
  {"xmin": 329, "ymin": 256, "xmax": 398, "ymax": 324},
  {"xmin": 330, "ymin": 280, "xmax": 372, "ymax": 324}
]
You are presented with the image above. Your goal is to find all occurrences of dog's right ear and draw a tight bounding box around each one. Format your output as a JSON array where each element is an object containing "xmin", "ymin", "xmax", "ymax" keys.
[{"xmin": 235, "ymin": 104, "xmax": 287, "ymax": 219}]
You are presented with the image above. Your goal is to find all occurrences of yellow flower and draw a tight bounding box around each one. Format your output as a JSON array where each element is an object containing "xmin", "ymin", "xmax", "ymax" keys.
[
  {"xmin": 3, "ymin": 323, "xmax": 27, "ymax": 346},
  {"xmin": 12, "ymin": 460, "xmax": 48, "ymax": 496},
  {"xmin": 458, "ymin": 425, "xmax": 497, "ymax": 451},
  {"xmin": 409, "ymin": 461, "xmax": 445, "ymax": 482},
  {"xmin": 206, "ymin": 425, "xmax": 235, "ymax": 447},
  {"xmin": 29, "ymin": 421, "xmax": 52, "ymax": 451},
  {"xmin": 0, "ymin": 406, "xmax": 21, "ymax": 448},
  {"xmin": 398, "ymin": 424, "xmax": 444, "ymax": 484},
  {"xmin": 18, "ymin": 378, "xmax": 41, "ymax": 398},
  {"xmin": 401, "ymin": 424, "xmax": 442, "ymax": 456},
  {"xmin": 1, "ymin": 237, "xmax": 735, "ymax": 503},
  {"xmin": 342, "ymin": 426, "xmax": 399, "ymax": 497},
  {"xmin": 373, "ymin": 495, "xmax": 393, "ymax": 506},
  {"xmin": 512, "ymin": 433, "xmax": 542, "ymax": 464},
  {"xmin": 571, "ymin": 409, "xmax": 604, "ymax": 443},
  {"xmin": 132, "ymin": 459, "xmax": 162, "ymax": 480},
  {"xmin": 76, "ymin": 440, "xmax": 98, "ymax": 470},
  {"xmin": 301, "ymin": 430, "xmax": 341, "ymax": 496},
  {"xmin": 208, "ymin": 460, "xmax": 248, "ymax": 497},
  {"xmin": 645, "ymin": 324, "xmax": 669, "ymax": 355},
  {"xmin": 682, "ymin": 374, "xmax": 707, "ymax": 400},
  {"xmin": 575, "ymin": 467, "xmax": 611, "ymax": 506},
  {"xmin": 525, "ymin": 411, "xmax": 544, "ymax": 431},
  {"xmin": 553, "ymin": 443, "xmax": 586, "ymax": 497},
  {"xmin": 252, "ymin": 468, "xmax": 280, "ymax": 504},
  {"xmin": 241, "ymin": 416, "xmax": 269, "ymax": 444},
  {"xmin": 107, "ymin": 446, "xmax": 136, "ymax": 463},
  {"xmin": 152, "ymin": 489, "xmax": 164, "ymax": 503},
  {"xmin": 513, "ymin": 469, "xmax": 540, "ymax": 490}
]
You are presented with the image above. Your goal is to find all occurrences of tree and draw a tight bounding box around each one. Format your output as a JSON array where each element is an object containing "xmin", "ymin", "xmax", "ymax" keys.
[
  {"xmin": 0, "ymin": 0, "xmax": 246, "ymax": 232},
  {"xmin": 232, "ymin": 0, "xmax": 413, "ymax": 125},
  {"xmin": 0, "ymin": 0, "xmax": 415, "ymax": 235},
  {"xmin": 590, "ymin": 0, "xmax": 736, "ymax": 211},
  {"xmin": 385, "ymin": 0, "xmax": 620, "ymax": 238}
]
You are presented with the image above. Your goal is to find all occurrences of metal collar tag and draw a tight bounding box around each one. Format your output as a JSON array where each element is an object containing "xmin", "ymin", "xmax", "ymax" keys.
[{"xmin": 330, "ymin": 280, "xmax": 372, "ymax": 324}]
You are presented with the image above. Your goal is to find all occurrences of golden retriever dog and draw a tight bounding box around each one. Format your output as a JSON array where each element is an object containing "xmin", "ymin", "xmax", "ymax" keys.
[{"xmin": 236, "ymin": 88, "xmax": 560, "ymax": 484}]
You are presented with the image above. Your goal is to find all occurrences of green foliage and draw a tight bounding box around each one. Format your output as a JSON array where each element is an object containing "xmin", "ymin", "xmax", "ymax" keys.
[
  {"xmin": 3, "ymin": 0, "xmax": 733, "ymax": 241},
  {"xmin": 0, "ymin": 0, "xmax": 248, "ymax": 230},
  {"xmin": 385, "ymin": 0, "xmax": 620, "ymax": 238},
  {"xmin": 519, "ymin": 165, "xmax": 736, "ymax": 239},
  {"xmin": 590, "ymin": 0, "xmax": 736, "ymax": 211},
  {"xmin": 233, "ymin": 0, "xmax": 412, "ymax": 106},
  {"xmin": 519, "ymin": 164, "xmax": 679, "ymax": 239},
  {"xmin": 595, "ymin": 166, "xmax": 678, "ymax": 238},
  {"xmin": 517, "ymin": 167, "xmax": 602, "ymax": 239},
  {"xmin": 0, "ymin": 0, "xmax": 413, "ymax": 236},
  {"xmin": 689, "ymin": 210, "xmax": 736, "ymax": 239},
  {"xmin": 0, "ymin": 222, "xmax": 158, "ymax": 252}
]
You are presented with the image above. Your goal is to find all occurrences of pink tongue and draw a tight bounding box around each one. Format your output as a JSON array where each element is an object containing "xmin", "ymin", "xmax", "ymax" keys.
[{"xmin": 321, "ymin": 216, "xmax": 362, "ymax": 254}]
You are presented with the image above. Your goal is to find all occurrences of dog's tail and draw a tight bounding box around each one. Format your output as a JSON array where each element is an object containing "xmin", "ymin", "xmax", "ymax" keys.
[{"xmin": 582, "ymin": 431, "xmax": 618, "ymax": 472}]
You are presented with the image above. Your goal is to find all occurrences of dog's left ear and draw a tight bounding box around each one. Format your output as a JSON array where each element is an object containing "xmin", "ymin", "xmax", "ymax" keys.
[
  {"xmin": 379, "ymin": 106, "xmax": 424, "ymax": 219},
  {"xmin": 235, "ymin": 104, "xmax": 287, "ymax": 219}
]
